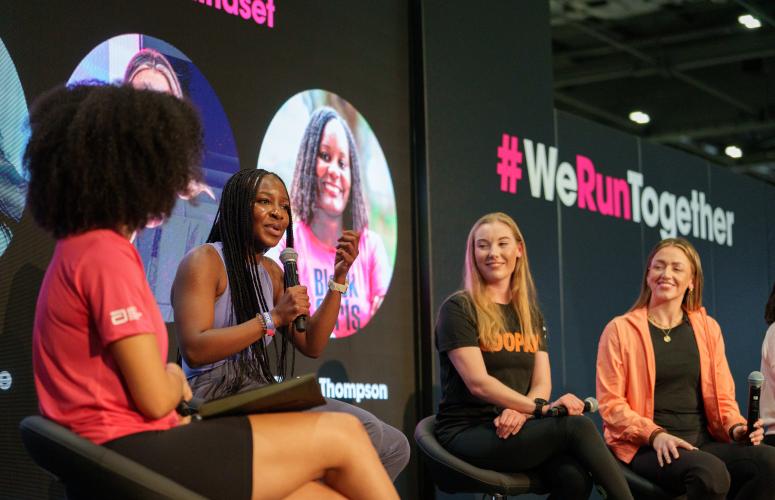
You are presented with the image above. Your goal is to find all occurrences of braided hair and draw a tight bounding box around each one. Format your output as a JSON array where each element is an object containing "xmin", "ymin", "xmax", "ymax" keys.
[
  {"xmin": 290, "ymin": 107, "xmax": 369, "ymax": 231},
  {"xmin": 207, "ymin": 169, "xmax": 295, "ymax": 393}
]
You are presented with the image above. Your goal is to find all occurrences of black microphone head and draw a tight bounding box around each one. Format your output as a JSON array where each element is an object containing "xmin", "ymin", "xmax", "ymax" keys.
[
  {"xmin": 584, "ymin": 397, "xmax": 599, "ymax": 413},
  {"xmin": 279, "ymin": 247, "xmax": 298, "ymax": 264},
  {"xmin": 749, "ymin": 371, "xmax": 764, "ymax": 388}
]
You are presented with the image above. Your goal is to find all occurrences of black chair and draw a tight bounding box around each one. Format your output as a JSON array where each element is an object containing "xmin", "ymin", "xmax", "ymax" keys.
[
  {"xmin": 19, "ymin": 416, "xmax": 206, "ymax": 500},
  {"xmin": 414, "ymin": 415, "xmax": 548, "ymax": 499},
  {"xmin": 617, "ymin": 460, "xmax": 686, "ymax": 500}
]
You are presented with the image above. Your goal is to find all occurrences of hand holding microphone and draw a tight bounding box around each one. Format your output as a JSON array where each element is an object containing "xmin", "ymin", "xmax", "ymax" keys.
[
  {"xmin": 280, "ymin": 248, "xmax": 307, "ymax": 332},
  {"xmin": 547, "ymin": 395, "xmax": 598, "ymax": 417},
  {"xmin": 740, "ymin": 371, "xmax": 765, "ymax": 445}
]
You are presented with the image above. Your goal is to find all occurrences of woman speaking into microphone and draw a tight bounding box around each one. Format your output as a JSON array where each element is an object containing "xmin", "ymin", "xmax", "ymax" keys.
[
  {"xmin": 171, "ymin": 169, "xmax": 409, "ymax": 480},
  {"xmin": 434, "ymin": 212, "xmax": 632, "ymax": 499},
  {"xmin": 596, "ymin": 238, "xmax": 775, "ymax": 500}
]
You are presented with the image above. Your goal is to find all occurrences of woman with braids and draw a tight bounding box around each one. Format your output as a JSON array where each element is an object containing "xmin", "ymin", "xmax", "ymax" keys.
[
  {"xmin": 435, "ymin": 212, "xmax": 633, "ymax": 500},
  {"xmin": 29, "ymin": 83, "xmax": 397, "ymax": 500},
  {"xmin": 760, "ymin": 282, "xmax": 775, "ymax": 447},
  {"xmin": 276, "ymin": 106, "xmax": 390, "ymax": 338},
  {"xmin": 597, "ymin": 238, "xmax": 775, "ymax": 500},
  {"xmin": 171, "ymin": 168, "xmax": 410, "ymax": 481}
]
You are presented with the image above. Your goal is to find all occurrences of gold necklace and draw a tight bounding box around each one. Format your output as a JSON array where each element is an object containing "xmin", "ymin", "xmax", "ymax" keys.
[{"xmin": 648, "ymin": 315, "xmax": 683, "ymax": 343}]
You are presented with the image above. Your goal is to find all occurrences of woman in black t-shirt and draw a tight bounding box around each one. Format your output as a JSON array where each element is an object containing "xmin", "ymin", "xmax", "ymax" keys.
[{"xmin": 434, "ymin": 212, "xmax": 632, "ymax": 500}]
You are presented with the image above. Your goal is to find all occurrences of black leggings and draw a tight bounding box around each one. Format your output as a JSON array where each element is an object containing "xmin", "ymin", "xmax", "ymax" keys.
[
  {"xmin": 444, "ymin": 415, "xmax": 633, "ymax": 500},
  {"xmin": 630, "ymin": 440, "xmax": 775, "ymax": 500}
]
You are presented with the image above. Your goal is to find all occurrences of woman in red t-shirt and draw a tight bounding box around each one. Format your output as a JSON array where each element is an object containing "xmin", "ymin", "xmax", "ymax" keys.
[{"xmin": 26, "ymin": 83, "xmax": 397, "ymax": 500}]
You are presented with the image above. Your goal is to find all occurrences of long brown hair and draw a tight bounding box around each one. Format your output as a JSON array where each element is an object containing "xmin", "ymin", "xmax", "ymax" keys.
[
  {"xmin": 462, "ymin": 212, "xmax": 543, "ymax": 349},
  {"xmin": 630, "ymin": 237, "xmax": 704, "ymax": 312}
]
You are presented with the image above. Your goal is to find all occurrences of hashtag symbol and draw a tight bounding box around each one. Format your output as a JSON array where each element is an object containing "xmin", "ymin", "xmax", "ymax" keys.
[{"xmin": 496, "ymin": 133, "xmax": 523, "ymax": 194}]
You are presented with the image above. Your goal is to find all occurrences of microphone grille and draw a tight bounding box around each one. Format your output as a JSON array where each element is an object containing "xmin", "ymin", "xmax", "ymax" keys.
[
  {"xmin": 279, "ymin": 247, "xmax": 298, "ymax": 263},
  {"xmin": 585, "ymin": 397, "xmax": 599, "ymax": 413},
  {"xmin": 749, "ymin": 371, "xmax": 764, "ymax": 387}
]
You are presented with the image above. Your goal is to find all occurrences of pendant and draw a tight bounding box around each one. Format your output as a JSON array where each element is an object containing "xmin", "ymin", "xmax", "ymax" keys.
[{"xmin": 663, "ymin": 335, "xmax": 672, "ymax": 343}]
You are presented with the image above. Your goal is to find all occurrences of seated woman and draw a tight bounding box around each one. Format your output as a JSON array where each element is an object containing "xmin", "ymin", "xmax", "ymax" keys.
[
  {"xmin": 434, "ymin": 212, "xmax": 632, "ymax": 500},
  {"xmin": 760, "ymin": 282, "xmax": 775, "ymax": 447},
  {"xmin": 597, "ymin": 238, "xmax": 775, "ymax": 500},
  {"xmin": 171, "ymin": 168, "xmax": 410, "ymax": 480},
  {"xmin": 28, "ymin": 83, "xmax": 397, "ymax": 500}
]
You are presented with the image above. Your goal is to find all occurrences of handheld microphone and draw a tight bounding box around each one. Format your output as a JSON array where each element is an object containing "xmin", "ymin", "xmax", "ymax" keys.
[
  {"xmin": 746, "ymin": 371, "xmax": 764, "ymax": 444},
  {"xmin": 548, "ymin": 397, "xmax": 599, "ymax": 417},
  {"xmin": 279, "ymin": 248, "xmax": 306, "ymax": 332}
]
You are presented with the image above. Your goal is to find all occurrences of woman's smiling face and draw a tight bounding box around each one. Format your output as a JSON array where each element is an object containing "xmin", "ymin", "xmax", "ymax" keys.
[{"xmin": 314, "ymin": 118, "xmax": 351, "ymax": 217}]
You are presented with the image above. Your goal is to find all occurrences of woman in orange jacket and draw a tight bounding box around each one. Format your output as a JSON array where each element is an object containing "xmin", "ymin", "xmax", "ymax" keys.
[{"xmin": 596, "ymin": 238, "xmax": 775, "ymax": 500}]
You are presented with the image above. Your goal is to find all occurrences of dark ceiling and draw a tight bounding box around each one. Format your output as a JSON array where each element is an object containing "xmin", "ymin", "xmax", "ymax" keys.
[{"xmin": 551, "ymin": 0, "xmax": 775, "ymax": 185}]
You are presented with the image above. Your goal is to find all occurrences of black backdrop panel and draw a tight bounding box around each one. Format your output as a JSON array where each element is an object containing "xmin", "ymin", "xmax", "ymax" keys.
[
  {"xmin": 709, "ymin": 166, "xmax": 771, "ymax": 392},
  {"xmin": 638, "ymin": 141, "xmax": 716, "ymax": 310},
  {"xmin": 422, "ymin": 0, "xmax": 558, "ymax": 393},
  {"xmin": 555, "ymin": 111, "xmax": 644, "ymax": 398},
  {"xmin": 0, "ymin": 2, "xmax": 415, "ymax": 498}
]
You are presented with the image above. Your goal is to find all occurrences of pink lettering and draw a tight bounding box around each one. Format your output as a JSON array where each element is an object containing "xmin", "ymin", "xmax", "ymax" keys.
[
  {"xmin": 596, "ymin": 174, "xmax": 614, "ymax": 216},
  {"xmin": 252, "ymin": 0, "xmax": 266, "ymax": 24},
  {"xmin": 576, "ymin": 155, "xmax": 597, "ymax": 212},
  {"xmin": 223, "ymin": 0, "xmax": 239, "ymax": 15},
  {"xmin": 239, "ymin": 0, "xmax": 252, "ymax": 19}
]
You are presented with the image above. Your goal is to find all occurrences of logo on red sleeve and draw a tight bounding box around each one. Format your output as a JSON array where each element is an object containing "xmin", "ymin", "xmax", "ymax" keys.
[{"xmin": 110, "ymin": 306, "xmax": 143, "ymax": 326}]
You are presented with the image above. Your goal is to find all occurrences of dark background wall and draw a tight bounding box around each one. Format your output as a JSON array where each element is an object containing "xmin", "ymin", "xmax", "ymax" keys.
[
  {"xmin": 1, "ymin": 1, "xmax": 773, "ymax": 499},
  {"xmin": 0, "ymin": 1, "xmax": 417, "ymax": 498}
]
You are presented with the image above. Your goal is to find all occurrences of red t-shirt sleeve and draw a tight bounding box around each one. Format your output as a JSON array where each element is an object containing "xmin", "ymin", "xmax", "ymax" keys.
[{"xmin": 78, "ymin": 240, "xmax": 160, "ymax": 346}]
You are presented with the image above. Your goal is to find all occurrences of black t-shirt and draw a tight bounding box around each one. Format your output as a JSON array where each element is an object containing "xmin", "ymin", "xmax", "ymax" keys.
[
  {"xmin": 434, "ymin": 292, "xmax": 547, "ymax": 446},
  {"xmin": 650, "ymin": 319, "xmax": 711, "ymax": 447}
]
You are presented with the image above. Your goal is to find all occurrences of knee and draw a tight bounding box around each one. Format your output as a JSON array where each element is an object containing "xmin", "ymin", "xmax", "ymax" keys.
[
  {"xmin": 563, "ymin": 414, "xmax": 597, "ymax": 437},
  {"xmin": 686, "ymin": 455, "xmax": 730, "ymax": 496},
  {"xmin": 551, "ymin": 461, "xmax": 593, "ymax": 497},
  {"xmin": 752, "ymin": 445, "xmax": 775, "ymax": 474}
]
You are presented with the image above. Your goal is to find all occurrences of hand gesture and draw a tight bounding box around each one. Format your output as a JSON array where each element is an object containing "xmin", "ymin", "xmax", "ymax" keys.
[
  {"xmin": 494, "ymin": 408, "xmax": 527, "ymax": 439},
  {"xmin": 166, "ymin": 363, "xmax": 193, "ymax": 425},
  {"xmin": 550, "ymin": 393, "xmax": 585, "ymax": 416},
  {"xmin": 652, "ymin": 432, "xmax": 696, "ymax": 466},
  {"xmin": 333, "ymin": 230, "xmax": 360, "ymax": 282},
  {"xmin": 733, "ymin": 419, "xmax": 764, "ymax": 445},
  {"xmin": 272, "ymin": 285, "xmax": 310, "ymax": 327}
]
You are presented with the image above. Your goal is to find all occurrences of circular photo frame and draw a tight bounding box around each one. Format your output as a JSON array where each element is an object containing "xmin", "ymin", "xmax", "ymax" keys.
[
  {"xmin": 0, "ymin": 37, "xmax": 29, "ymax": 258},
  {"xmin": 258, "ymin": 90, "xmax": 397, "ymax": 338},
  {"xmin": 68, "ymin": 34, "xmax": 240, "ymax": 321}
]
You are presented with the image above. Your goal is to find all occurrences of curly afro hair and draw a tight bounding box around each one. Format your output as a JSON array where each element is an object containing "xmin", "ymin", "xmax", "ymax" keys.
[{"xmin": 24, "ymin": 83, "xmax": 203, "ymax": 238}]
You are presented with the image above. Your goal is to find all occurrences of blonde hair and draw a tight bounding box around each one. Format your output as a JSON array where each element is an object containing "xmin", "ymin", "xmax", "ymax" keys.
[
  {"xmin": 630, "ymin": 237, "xmax": 704, "ymax": 312},
  {"xmin": 462, "ymin": 212, "xmax": 543, "ymax": 349}
]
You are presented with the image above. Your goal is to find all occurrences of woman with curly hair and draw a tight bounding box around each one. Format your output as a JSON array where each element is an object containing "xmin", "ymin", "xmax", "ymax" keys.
[
  {"xmin": 435, "ymin": 212, "xmax": 632, "ymax": 499},
  {"xmin": 597, "ymin": 238, "xmax": 775, "ymax": 500},
  {"xmin": 28, "ymin": 83, "xmax": 397, "ymax": 500},
  {"xmin": 282, "ymin": 107, "xmax": 390, "ymax": 338}
]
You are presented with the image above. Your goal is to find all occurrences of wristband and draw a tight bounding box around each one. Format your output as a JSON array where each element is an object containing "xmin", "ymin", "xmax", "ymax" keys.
[
  {"xmin": 729, "ymin": 423, "xmax": 745, "ymax": 441},
  {"xmin": 328, "ymin": 278, "xmax": 349, "ymax": 294},
  {"xmin": 649, "ymin": 428, "xmax": 665, "ymax": 446},
  {"xmin": 257, "ymin": 312, "xmax": 276, "ymax": 337},
  {"xmin": 533, "ymin": 398, "xmax": 548, "ymax": 419}
]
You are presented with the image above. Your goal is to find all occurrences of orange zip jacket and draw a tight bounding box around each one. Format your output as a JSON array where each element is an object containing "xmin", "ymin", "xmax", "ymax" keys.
[{"xmin": 596, "ymin": 306, "xmax": 745, "ymax": 463}]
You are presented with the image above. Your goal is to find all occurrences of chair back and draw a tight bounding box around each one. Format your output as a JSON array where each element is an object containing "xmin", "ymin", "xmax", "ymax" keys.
[
  {"xmin": 414, "ymin": 415, "xmax": 546, "ymax": 496},
  {"xmin": 19, "ymin": 416, "xmax": 206, "ymax": 500}
]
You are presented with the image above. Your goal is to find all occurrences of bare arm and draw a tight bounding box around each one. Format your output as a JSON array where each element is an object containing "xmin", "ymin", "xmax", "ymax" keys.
[
  {"xmin": 448, "ymin": 347, "xmax": 543, "ymax": 414},
  {"xmin": 526, "ymin": 351, "xmax": 551, "ymax": 401},
  {"xmin": 109, "ymin": 334, "xmax": 190, "ymax": 420},
  {"xmin": 172, "ymin": 245, "xmax": 266, "ymax": 367},
  {"xmin": 270, "ymin": 230, "xmax": 360, "ymax": 358}
]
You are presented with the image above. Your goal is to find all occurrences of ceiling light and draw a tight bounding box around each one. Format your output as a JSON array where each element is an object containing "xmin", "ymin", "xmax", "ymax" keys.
[
  {"xmin": 738, "ymin": 14, "xmax": 762, "ymax": 29},
  {"xmin": 724, "ymin": 145, "xmax": 743, "ymax": 159},
  {"xmin": 629, "ymin": 110, "xmax": 650, "ymax": 125}
]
